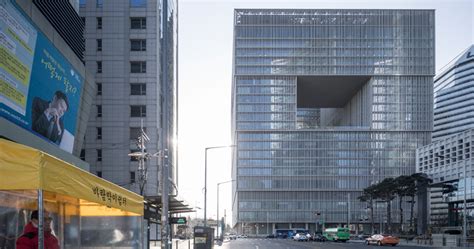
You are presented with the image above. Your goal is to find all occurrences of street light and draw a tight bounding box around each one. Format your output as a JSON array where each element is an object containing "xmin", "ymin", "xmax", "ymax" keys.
[
  {"xmin": 204, "ymin": 145, "xmax": 235, "ymax": 227},
  {"xmin": 217, "ymin": 180, "xmax": 235, "ymax": 239}
]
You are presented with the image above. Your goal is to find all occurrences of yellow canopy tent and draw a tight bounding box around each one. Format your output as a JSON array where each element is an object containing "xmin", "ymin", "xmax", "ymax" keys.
[{"xmin": 0, "ymin": 138, "xmax": 143, "ymax": 215}]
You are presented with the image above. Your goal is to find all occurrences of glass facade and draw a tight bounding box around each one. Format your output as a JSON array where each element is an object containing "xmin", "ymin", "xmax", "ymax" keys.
[
  {"xmin": 232, "ymin": 9, "xmax": 434, "ymax": 234},
  {"xmin": 432, "ymin": 45, "xmax": 474, "ymax": 140},
  {"xmin": 417, "ymin": 45, "xmax": 474, "ymax": 233}
]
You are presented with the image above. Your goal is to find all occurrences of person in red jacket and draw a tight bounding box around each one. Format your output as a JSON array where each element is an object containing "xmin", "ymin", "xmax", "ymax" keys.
[{"xmin": 16, "ymin": 210, "xmax": 59, "ymax": 249}]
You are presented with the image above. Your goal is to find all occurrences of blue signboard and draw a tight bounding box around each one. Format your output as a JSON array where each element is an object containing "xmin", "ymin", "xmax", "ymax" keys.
[{"xmin": 0, "ymin": 0, "xmax": 83, "ymax": 153}]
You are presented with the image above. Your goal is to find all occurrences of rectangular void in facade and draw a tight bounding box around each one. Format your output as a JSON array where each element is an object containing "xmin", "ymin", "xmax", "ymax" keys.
[
  {"xmin": 297, "ymin": 76, "xmax": 371, "ymax": 108},
  {"xmin": 231, "ymin": 9, "xmax": 435, "ymax": 235}
]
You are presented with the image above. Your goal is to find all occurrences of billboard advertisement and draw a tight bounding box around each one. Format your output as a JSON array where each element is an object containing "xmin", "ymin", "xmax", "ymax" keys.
[{"xmin": 0, "ymin": 0, "xmax": 83, "ymax": 153}]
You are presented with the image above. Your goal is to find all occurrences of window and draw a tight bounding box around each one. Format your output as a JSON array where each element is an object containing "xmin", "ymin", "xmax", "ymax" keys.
[
  {"xmin": 97, "ymin": 105, "xmax": 102, "ymax": 117},
  {"xmin": 79, "ymin": 0, "xmax": 86, "ymax": 7},
  {"xmin": 80, "ymin": 149, "xmax": 85, "ymax": 161},
  {"xmin": 97, "ymin": 149, "xmax": 102, "ymax": 161},
  {"xmin": 97, "ymin": 171, "xmax": 102, "ymax": 177},
  {"xmin": 97, "ymin": 127, "xmax": 102, "ymax": 139},
  {"xmin": 97, "ymin": 61, "xmax": 102, "ymax": 73},
  {"xmin": 131, "ymin": 83, "xmax": 146, "ymax": 95},
  {"xmin": 96, "ymin": 0, "xmax": 103, "ymax": 8},
  {"xmin": 130, "ymin": 17, "xmax": 146, "ymax": 29},
  {"xmin": 81, "ymin": 17, "xmax": 85, "ymax": 25},
  {"xmin": 131, "ymin": 39, "xmax": 146, "ymax": 51},
  {"xmin": 131, "ymin": 61, "xmax": 146, "ymax": 73},
  {"xmin": 130, "ymin": 0, "xmax": 146, "ymax": 7},
  {"xmin": 97, "ymin": 83, "xmax": 102, "ymax": 95},
  {"xmin": 97, "ymin": 17, "xmax": 102, "ymax": 29},
  {"xmin": 97, "ymin": 39, "xmax": 102, "ymax": 51},
  {"xmin": 131, "ymin": 105, "xmax": 146, "ymax": 117},
  {"xmin": 130, "ymin": 171, "xmax": 136, "ymax": 183},
  {"xmin": 130, "ymin": 127, "xmax": 146, "ymax": 140}
]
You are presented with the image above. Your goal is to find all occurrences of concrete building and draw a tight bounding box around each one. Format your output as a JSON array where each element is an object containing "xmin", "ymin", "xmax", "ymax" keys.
[
  {"xmin": 0, "ymin": 0, "xmax": 93, "ymax": 170},
  {"xmin": 79, "ymin": 0, "xmax": 178, "ymax": 195},
  {"xmin": 231, "ymin": 9, "xmax": 435, "ymax": 235},
  {"xmin": 417, "ymin": 45, "xmax": 474, "ymax": 234},
  {"xmin": 79, "ymin": 0, "xmax": 178, "ymax": 240}
]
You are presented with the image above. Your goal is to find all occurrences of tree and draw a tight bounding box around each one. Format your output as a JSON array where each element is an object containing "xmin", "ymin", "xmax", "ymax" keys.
[
  {"xmin": 394, "ymin": 175, "xmax": 415, "ymax": 233},
  {"xmin": 374, "ymin": 178, "xmax": 397, "ymax": 234},
  {"xmin": 358, "ymin": 185, "xmax": 378, "ymax": 234},
  {"xmin": 408, "ymin": 173, "xmax": 432, "ymax": 230}
]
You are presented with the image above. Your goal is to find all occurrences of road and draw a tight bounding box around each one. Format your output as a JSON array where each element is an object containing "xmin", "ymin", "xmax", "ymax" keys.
[{"xmin": 216, "ymin": 238, "xmax": 437, "ymax": 249}]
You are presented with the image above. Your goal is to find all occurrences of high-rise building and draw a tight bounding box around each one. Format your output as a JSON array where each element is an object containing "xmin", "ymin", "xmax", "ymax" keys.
[
  {"xmin": 79, "ymin": 0, "xmax": 178, "ymax": 198},
  {"xmin": 231, "ymin": 9, "xmax": 435, "ymax": 234},
  {"xmin": 416, "ymin": 45, "xmax": 474, "ymax": 233},
  {"xmin": 432, "ymin": 45, "xmax": 474, "ymax": 141}
]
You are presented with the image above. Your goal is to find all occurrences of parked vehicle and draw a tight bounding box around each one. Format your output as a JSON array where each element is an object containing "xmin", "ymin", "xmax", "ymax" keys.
[
  {"xmin": 266, "ymin": 234, "xmax": 275, "ymax": 238},
  {"xmin": 312, "ymin": 234, "xmax": 327, "ymax": 242},
  {"xmin": 365, "ymin": 234, "xmax": 400, "ymax": 246},
  {"xmin": 293, "ymin": 233, "xmax": 309, "ymax": 241},
  {"xmin": 275, "ymin": 228, "xmax": 308, "ymax": 239},
  {"xmin": 323, "ymin": 227, "xmax": 350, "ymax": 242}
]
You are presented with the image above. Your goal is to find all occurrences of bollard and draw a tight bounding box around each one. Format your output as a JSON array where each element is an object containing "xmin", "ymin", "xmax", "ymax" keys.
[
  {"xmin": 188, "ymin": 239, "xmax": 190, "ymax": 249},
  {"xmin": 176, "ymin": 240, "xmax": 179, "ymax": 249}
]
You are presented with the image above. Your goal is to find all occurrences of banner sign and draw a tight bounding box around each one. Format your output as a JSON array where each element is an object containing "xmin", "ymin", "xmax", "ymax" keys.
[{"xmin": 0, "ymin": 0, "xmax": 83, "ymax": 153}]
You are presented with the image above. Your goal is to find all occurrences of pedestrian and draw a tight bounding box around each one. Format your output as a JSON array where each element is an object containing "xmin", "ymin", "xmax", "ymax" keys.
[{"xmin": 16, "ymin": 210, "xmax": 59, "ymax": 249}]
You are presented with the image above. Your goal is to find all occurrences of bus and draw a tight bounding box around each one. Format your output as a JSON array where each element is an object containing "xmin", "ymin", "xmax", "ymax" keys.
[{"xmin": 323, "ymin": 227, "xmax": 350, "ymax": 242}]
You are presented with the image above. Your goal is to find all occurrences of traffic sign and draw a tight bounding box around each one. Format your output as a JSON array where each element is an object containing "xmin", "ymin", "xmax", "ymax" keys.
[{"xmin": 169, "ymin": 217, "xmax": 187, "ymax": 224}]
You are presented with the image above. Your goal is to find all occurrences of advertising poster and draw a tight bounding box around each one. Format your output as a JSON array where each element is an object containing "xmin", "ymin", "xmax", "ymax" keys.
[{"xmin": 0, "ymin": 0, "xmax": 83, "ymax": 153}]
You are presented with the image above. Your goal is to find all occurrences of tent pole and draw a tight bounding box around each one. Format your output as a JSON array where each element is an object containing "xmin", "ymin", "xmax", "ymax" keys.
[{"xmin": 38, "ymin": 190, "xmax": 44, "ymax": 249}]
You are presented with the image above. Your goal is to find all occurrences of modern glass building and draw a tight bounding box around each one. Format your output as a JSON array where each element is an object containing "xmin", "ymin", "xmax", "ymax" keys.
[
  {"xmin": 432, "ymin": 45, "xmax": 474, "ymax": 141},
  {"xmin": 417, "ymin": 45, "xmax": 474, "ymax": 234},
  {"xmin": 231, "ymin": 9, "xmax": 435, "ymax": 234}
]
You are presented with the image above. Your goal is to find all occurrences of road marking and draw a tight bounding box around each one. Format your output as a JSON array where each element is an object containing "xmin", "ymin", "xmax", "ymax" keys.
[{"xmin": 255, "ymin": 246, "xmax": 259, "ymax": 249}]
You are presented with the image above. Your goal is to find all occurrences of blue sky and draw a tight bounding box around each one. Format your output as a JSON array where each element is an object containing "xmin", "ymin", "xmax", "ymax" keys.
[{"xmin": 177, "ymin": 0, "xmax": 474, "ymax": 225}]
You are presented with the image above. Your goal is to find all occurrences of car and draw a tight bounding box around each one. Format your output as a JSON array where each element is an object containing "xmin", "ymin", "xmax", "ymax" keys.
[
  {"xmin": 228, "ymin": 234, "xmax": 237, "ymax": 240},
  {"xmin": 366, "ymin": 234, "xmax": 400, "ymax": 246},
  {"xmin": 312, "ymin": 234, "xmax": 327, "ymax": 242},
  {"xmin": 266, "ymin": 234, "xmax": 275, "ymax": 238},
  {"xmin": 293, "ymin": 233, "xmax": 309, "ymax": 242}
]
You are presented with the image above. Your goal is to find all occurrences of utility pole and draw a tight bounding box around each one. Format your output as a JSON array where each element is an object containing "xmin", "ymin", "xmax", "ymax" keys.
[
  {"xmin": 138, "ymin": 119, "xmax": 149, "ymax": 195},
  {"xmin": 347, "ymin": 193, "xmax": 351, "ymax": 229},
  {"xmin": 462, "ymin": 161, "xmax": 467, "ymax": 244},
  {"xmin": 128, "ymin": 119, "xmax": 150, "ymax": 196},
  {"xmin": 160, "ymin": 149, "xmax": 169, "ymax": 249},
  {"xmin": 128, "ymin": 121, "xmax": 170, "ymax": 249}
]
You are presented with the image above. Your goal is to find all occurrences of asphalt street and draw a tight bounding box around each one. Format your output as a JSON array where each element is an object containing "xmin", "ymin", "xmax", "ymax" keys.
[{"xmin": 217, "ymin": 238, "xmax": 437, "ymax": 249}]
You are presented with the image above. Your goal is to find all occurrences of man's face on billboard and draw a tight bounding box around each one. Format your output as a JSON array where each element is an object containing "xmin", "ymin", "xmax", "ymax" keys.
[{"xmin": 51, "ymin": 96, "xmax": 68, "ymax": 118}]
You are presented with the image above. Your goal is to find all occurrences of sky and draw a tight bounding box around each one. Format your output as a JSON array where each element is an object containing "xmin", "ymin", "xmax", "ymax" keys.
[{"xmin": 177, "ymin": 0, "xmax": 474, "ymax": 226}]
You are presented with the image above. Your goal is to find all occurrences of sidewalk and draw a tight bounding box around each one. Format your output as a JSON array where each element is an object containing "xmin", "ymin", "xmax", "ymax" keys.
[
  {"xmin": 150, "ymin": 239, "xmax": 193, "ymax": 249},
  {"xmin": 149, "ymin": 238, "xmax": 230, "ymax": 249},
  {"xmin": 397, "ymin": 239, "xmax": 473, "ymax": 249}
]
